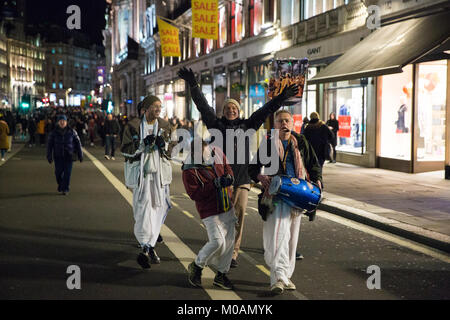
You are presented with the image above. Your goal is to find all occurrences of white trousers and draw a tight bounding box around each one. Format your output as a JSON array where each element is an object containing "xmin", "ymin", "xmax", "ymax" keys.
[
  {"xmin": 263, "ymin": 201, "xmax": 302, "ymax": 286},
  {"xmin": 132, "ymin": 175, "xmax": 171, "ymax": 248},
  {"xmin": 196, "ymin": 209, "xmax": 237, "ymax": 273}
]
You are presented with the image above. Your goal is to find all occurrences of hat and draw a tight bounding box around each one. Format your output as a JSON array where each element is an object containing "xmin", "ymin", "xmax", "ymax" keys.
[
  {"xmin": 222, "ymin": 98, "xmax": 241, "ymax": 112},
  {"xmin": 139, "ymin": 95, "xmax": 161, "ymax": 114},
  {"xmin": 310, "ymin": 112, "xmax": 320, "ymax": 120},
  {"xmin": 57, "ymin": 114, "xmax": 67, "ymax": 121}
]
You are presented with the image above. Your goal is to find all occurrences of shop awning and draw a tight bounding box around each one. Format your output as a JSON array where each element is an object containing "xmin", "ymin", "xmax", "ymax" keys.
[{"xmin": 308, "ymin": 10, "xmax": 450, "ymax": 84}]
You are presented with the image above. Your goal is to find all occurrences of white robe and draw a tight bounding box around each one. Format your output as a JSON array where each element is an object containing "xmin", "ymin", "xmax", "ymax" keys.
[
  {"xmin": 263, "ymin": 200, "xmax": 301, "ymax": 286},
  {"xmin": 132, "ymin": 117, "xmax": 171, "ymax": 248}
]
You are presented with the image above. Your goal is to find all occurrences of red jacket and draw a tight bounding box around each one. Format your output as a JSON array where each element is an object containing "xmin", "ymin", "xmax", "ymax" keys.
[{"xmin": 182, "ymin": 147, "xmax": 233, "ymax": 219}]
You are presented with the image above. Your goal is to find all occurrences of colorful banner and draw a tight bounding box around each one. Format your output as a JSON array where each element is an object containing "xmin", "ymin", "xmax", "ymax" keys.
[
  {"xmin": 157, "ymin": 17, "xmax": 181, "ymax": 57},
  {"xmin": 338, "ymin": 115, "xmax": 352, "ymax": 138},
  {"xmin": 192, "ymin": 0, "xmax": 218, "ymax": 40},
  {"xmin": 268, "ymin": 58, "xmax": 308, "ymax": 106}
]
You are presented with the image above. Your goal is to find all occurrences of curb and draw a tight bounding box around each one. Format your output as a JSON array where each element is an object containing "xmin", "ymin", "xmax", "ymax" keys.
[
  {"xmin": 251, "ymin": 183, "xmax": 450, "ymax": 253},
  {"xmin": 318, "ymin": 199, "xmax": 450, "ymax": 254}
]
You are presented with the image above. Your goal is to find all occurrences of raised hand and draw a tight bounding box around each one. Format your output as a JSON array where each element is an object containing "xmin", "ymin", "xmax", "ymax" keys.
[
  {"xmin": 144, "ymin": 134, "xmax": 156, "ymax": 146},
  {"xmin": 277, "ymin": 84, "xmax": 299, "ymax": 101},
  {"xmin": 177, "ymin": 67, "xmax": 197, "ymax": 87}
]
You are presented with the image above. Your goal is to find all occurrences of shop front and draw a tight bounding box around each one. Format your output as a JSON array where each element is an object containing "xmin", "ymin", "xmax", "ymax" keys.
[
  {"xmin": 248, "ymin": 60, "xmax": 270, "ymax": 117},
  {"xmin": 228, "ymin": 62, "xmax": 244, "ymax": 113},
  {"xmin": 213, "ymin": 67, "xmax": 227, "ymax": 116},
  {"xmin": 310, "ymin": 10, "xmax": 450, "ymax": 175}
]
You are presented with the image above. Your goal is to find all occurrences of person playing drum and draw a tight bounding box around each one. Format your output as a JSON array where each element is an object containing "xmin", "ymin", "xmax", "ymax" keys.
[{"xmin": 248, "ymin": 110, "xmax": 322, "ymax": 295}]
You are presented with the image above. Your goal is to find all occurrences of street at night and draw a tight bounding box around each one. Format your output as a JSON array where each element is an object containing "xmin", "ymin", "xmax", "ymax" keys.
[{"xmin": 0, "ymin": 0, "xmax": 449, "ymax": 310}]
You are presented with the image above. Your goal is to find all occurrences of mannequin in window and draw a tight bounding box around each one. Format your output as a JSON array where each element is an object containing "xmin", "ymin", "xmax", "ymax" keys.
[{"xmin": 395, "ymin": 94, "xmax": 408, "ymax": 134}]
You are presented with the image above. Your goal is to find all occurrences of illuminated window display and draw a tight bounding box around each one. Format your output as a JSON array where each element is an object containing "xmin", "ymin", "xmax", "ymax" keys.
[
  {"xmin": 326, "ymin": 79, "xmax": 368, "ymax": 154},
  {"xmin": 379, "ymin": 65, "xmax": 413, "ymax": 160},
  {"xmin": 218, "ymin": 6, "xmax": 227, "ymax": 48},
  {"xmin": 248, "ymin": 63, "xmax": 269, "ymax": 115},
  {"xmin": 417, "ymin": 60, "xmax": 447, "ymax": 161}
]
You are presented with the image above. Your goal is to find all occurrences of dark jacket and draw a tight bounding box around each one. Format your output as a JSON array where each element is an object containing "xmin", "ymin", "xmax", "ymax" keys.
[
  {"xmin": 47, "ymin": 126, "xmax": 83, "ymax": 162},
  {"xmin": 248, "ymin": 131, "xmax": 322, "ymax": 186},
  {"xmin": 325, "ymin": 118, "xmax": 339, "ymax": 145},
  {"xmin": 303, "ymin": 119, "xmax": 333, "ymax": 165},
  {"xmin": 190, "ymin": 85, "xmax": 286, "ymax": 187},
  {"xmin": 104, "ymin": 119, "xmax": 120, "ymax": 135},
  {"xmin": 182, "ymin": 147, "xmax": 233, "ymax": 219}
]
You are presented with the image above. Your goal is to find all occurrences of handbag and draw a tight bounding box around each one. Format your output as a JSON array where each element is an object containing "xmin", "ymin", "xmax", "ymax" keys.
[{"xmin": 124, "ymin": 160, "xmax": 140, "ymax": 189}]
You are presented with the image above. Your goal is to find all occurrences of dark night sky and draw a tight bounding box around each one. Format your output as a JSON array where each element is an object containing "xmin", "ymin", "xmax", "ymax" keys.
[{"xmin": 25, "ymin": 0, "xmax": 107, "ymax": 46}]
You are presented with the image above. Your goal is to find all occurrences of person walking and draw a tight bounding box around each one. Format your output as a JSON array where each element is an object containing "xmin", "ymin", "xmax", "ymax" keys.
[
  {"xmin": 248, "ymin": 110, "xmax": 322, "ymax": 295},
  {"xmin": 46, "ymin": 115, "xmax": 83, "ymax": 195},
  {"xmin": 5, "ymin": 111, "xmax": 15, "ymax": 152},
  {"xmin": 303, "ymin": 112, "xmax": 334, "ymax": 167},
  {"xmin": 28, "ymin": 116, "xmax": 37, "ymax": 147},
  {"xmin": 326, "ymin": 112, "xmax": 339, "ymax": 163},
  {"xmin": 104, "ymin": 114, "xmax": 120, "ymax": 160},
  {"xmin": 37, "ymin": 116, "xmax": 46, "ymax": 146},
  {"xmin": 182, "ymin": 139, "xmax": 236, "ymax": 290},
  {"xmin": 178, "ymin": 67, "xmax": 299, "ymax": 269},
  {"xmin": 0, "ymin": 113, "xmax": 10, "ymax": 161},
  {"xmin": 120, "ymin": 95, "xmax": 173, "ymax": 269}
]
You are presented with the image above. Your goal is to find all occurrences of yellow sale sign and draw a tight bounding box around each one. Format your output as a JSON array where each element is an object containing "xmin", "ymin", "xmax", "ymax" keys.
[
  {"xmin": 192, "ymin": 0, "xmax": 218, "ymax": 40},
  {"xmin": 157, "ymin": 17, "xmax": 181, "ymax": 57}
]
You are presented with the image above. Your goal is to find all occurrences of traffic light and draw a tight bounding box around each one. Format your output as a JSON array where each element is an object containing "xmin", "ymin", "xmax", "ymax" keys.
[{"xmin": 21, "ymin": 94, "xmax": 31, "ymax": 109}]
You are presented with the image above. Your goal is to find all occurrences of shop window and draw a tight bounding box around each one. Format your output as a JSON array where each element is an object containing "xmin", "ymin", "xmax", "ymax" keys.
[
  {"xmin": 326, "ymin": 79, "xmax": 369, "ymax": 154},
  {"xmin": 302, "ymin": 67, "xmax": 317, "ymax": 120},
  {"xmin": 281, "ymin": 0, "xmax": 300, "ymax": 28},
  {"xmin": 214, "ymin": 68, "xmax": 227, "ymax": 115},
  {"xmin": 379, "ymin": 65, "xmax": 413, "ymax": 160},
  {"xmin": 249, "ymin": 0, "xmax": 263, "ymax": 36},
  {"xmin": 218, "ymin": 6, "xmax": 227, "ymax": 48},
  {"xmin": 303, "ymin": 0, "xmax": 346, "ymax": 20},
  {"xmin": 201, "ymin": 71, "xmax": 213, "ymax": 108},
  {"xmin": 230, "ymin": 2, "xmax": 244, "ymax": 44},
  {"xmin": 248, "ymin": 63, "xmax": 269, "ymax": 115},
  {"xmin": 417, "ymin": 60, "xmax": 447, "ymax": 161}
]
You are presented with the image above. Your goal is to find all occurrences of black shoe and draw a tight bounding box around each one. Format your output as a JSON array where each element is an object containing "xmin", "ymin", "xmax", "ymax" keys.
[
  {"xmin": 157, "ymin": 234, "xmax": 164, "ymax": 244},
  {"xmin": 213, "ymin": 272, "xmax": 234, "ymax": 290},
  {"xmin": 137, "ymin": 252, "xmax": 151, "ymax": 269},
  {"xmin": 148, "ymin": 247, "xmax": 160, "ymax": 264},
  {"xmin": 296, "ymin": 252, "xmax": 304, "ymax": 260},
  {"xmin": 188, "ymin": 262, "xmax": 203, "ymax": 287},
  {"xmin": 230, "ymin": 259, "xmax": 238, "ymax": 268},
  {"xmin": 306, "ymin": 210, "xmax": 316, "ymax": 221}
]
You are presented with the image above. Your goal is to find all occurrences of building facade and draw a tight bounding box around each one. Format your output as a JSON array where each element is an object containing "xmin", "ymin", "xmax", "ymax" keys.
[{"xmin": 106, "ymin": 0, "xmax": 450, "ymax": 176}]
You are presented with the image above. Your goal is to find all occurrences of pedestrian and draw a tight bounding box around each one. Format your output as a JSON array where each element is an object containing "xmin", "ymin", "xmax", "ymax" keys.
[
  {"xmin": 303, "ymin": 112, "xmax": 334, "ymax": 167},
  {"xmin": 5, "ymin": 111, "xmax": 15, "ymax": 152},
  {"xmin": 46, "ymin": 114, "xmax": 83, "ymax": 195},
  {"xmin": 248, "ymin": 110, "xmax": 322, "ymax": 295},
  {"xmin": 0, "ymin": 112, "xmax": 10, "ymax": 161},
  {"xmin": 104, "ymin": 113, "xmax": 120, "ymax": 160},
  {"xmin": 326, "ymin": 112, "xmax": 339, "ymax": 163},
  {"xmin": 300, "ymin": 116, "xmax": 309, "ymax": 135},
  {"xmin": 178, "ymin": 67, "xmax": 299, "ymax": 269},
  {"xmin": 88, "ymin": 116, "xmax": 97, "ymax": 146},
  {"xmin": 28, "ymin": 116, "xmax": 36, "ymax": 147},
  {"xmin": 182, "ymin": 139, "xmax": 237, "ymax": 290},
  {"xmin": 37, "ymin": 116, "xmax": 46, "ymax": 146},
  {"xmin": 120, "ymin": 95, "xmax": 174, "ymax": 269}
]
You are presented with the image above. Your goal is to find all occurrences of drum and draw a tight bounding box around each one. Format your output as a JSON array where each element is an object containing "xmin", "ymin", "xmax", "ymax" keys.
[{"xmin": 268, "ymin": 175, "xmax": 321, "ymax": 212}]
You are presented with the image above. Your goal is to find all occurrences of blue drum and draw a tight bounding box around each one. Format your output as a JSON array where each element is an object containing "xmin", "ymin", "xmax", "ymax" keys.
[{"xmin": 268, "ymin": 175, "xmax": 322, "ymax": 213}]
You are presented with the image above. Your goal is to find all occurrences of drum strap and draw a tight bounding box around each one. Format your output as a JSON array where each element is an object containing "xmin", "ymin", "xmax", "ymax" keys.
[{"xmin": 281, "ymin": 140, "xmax": 292, "ymax": 173}]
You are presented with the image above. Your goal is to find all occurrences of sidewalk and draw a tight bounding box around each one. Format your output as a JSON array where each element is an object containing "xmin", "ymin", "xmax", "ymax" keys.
[{"xmin": 320, "ymin": 162, "xmax": 450, "ymax": 253}]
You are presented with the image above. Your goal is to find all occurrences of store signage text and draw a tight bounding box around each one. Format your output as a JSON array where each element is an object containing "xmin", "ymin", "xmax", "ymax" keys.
[
  {"xmin": 307, "ymin": 47, "xmax": 321, "ymax": 55},
  {"xmin": 157, "ymin": 17, "xmax": 181, "ymax": 57},
  {"xmin": 192, "ymin": 0, "xmax": 218, "ymax": 40}
]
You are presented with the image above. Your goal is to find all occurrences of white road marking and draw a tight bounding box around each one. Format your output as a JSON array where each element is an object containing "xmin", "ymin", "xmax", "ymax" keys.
[
  {"xmin": 317, "ymin": 211, "xmax": 450, "ymax": 264},
  {"xmin": 83, "ymin": 148, "xmax": 241, "ymax": 300}
]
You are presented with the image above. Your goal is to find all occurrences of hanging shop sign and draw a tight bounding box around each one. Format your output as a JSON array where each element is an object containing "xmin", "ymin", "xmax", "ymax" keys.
[
  {"xmin": 268, "ymin": 58, "xmax": 308, "ymax": 105},
  {"xmin": 157, "ymin": 17, "xmax": 181, "ymax": 57},
  {"xmin": 192, "ymin": 0, "xmax": 218, "ymax": 40},
  {"xmin": 338, "ymin": 115, "xmax": 352, "ymax": 138}
]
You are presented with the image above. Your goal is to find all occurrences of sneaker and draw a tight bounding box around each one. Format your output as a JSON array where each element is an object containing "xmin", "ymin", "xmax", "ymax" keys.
[
  {"xmin": 157, "ymin": 234, "xmax": 164, "ymax": 244},
  {"xmin": 296, "ymin": 252, "xmax": 304, "ymax": 260},
  {"xmin": 213, "ymin": 272, "xmax": 234, "ymax": 290},
  {"xmin": 188, "ymin": 262, "xmax": 203, "ymax": 287},
  {"xmin": 230, "ymin": 259, "xmax": 238, "ymax": 268},
  {"xmin": 104, "ymin": 155, "xmax": 110, "ymax": 160},
  {"xmin": 284, "ymin": 279, "xmax": 296, "ymax": 290},
  {"xmin": 137, "ymin": 252, "xmax": 151, "ymax": 269},
  {"xmin": 270, "ymin": 280, "xmax": 284, "ymax": 295},
  {"xmin": 148, "ymin": 247, "xmax": 160, "ymax": 264},
  {"xmin": 111, "ymin": 156, "xmax": 115, "ymax": 160}
]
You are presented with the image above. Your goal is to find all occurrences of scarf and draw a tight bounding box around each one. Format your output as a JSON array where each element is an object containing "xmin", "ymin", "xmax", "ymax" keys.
[{"xmin": 275, "ymin": 135, "xmax": 306, "ymax": 181}]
